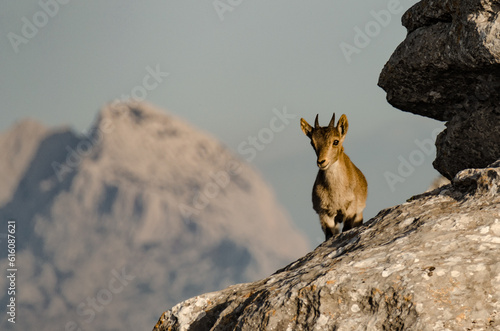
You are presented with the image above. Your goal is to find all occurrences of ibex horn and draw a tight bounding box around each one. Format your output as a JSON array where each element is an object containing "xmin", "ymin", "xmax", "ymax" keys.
[
  {"xmin": 314, "ymin": 114, "xmax": 320, "ymax": 128},
  {"xmin": 329, "ymin": 113, "xmax": 336, "ymax": 128}
]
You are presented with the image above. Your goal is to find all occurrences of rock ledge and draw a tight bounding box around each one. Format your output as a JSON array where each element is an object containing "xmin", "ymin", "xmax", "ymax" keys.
[{"xmin": 153, "ymin": 160, "xmax": 500, "ymax": 331}]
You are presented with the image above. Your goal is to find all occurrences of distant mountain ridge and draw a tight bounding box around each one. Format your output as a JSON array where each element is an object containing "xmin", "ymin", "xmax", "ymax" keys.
[
  {"xmin": 0, "ymin": 119, "xmax": 50, "ymax": 205},
  {"xmin": 0, "ymin": 102, "xmax": 308, "ymax": 330}
]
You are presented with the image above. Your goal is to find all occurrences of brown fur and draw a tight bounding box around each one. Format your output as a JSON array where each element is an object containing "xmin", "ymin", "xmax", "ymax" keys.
[{"xmin": 300, "ymin": 113, "xmax": 368, "ymax": 240}]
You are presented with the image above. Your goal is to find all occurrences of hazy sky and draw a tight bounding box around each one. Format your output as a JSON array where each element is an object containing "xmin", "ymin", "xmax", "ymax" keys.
[{"xmin": 0, "ymin": 0, "xmax": 443, "ymax": 246}]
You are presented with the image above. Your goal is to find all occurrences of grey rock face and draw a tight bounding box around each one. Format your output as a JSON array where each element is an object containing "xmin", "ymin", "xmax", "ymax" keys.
[
  {"xmin": 379, "ymin": 0, "xmax": 500, "ymax": 120},
  {"xmin": 153, "ymin": 160, "xmax": 500, "ymax": 331},
  {"xmin": 378, "ymin": 0, "xmax": 500, "ymax": 179},
  {"xmin": 434, "ymin": 106, "xmax": 500, "ymax": 179}
]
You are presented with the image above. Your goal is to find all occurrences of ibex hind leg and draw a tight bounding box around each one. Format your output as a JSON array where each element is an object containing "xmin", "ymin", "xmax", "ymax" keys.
[{"xmin": 353, "ymin": 213, "xmax": 363, "ymax": 228}]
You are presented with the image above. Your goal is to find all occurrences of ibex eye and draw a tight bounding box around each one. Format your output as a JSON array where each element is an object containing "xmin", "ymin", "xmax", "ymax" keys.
[{"xmin": 333, "ymin": 140, "xmax": 339, "ymax": 146}]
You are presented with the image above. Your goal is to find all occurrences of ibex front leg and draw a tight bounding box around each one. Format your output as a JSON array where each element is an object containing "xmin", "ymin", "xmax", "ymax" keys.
[{"xmin": 319, "ymin": 211, "xmax": 342, "ymax": 241}]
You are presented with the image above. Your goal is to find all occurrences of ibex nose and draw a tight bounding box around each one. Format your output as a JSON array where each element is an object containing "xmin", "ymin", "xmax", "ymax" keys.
[{"xmin": 317, "ymin": 159, "xmax": 330, "ymax": 170}]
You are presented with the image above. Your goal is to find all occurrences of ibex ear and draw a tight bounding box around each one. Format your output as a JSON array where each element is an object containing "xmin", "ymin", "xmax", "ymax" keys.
[
  {"xmin": 337, "ymin": 114, "xmax": 349, "ymax": 137},
  {"xmin": 300, "ymin": 118, "xmax": 313, "ymax": 138}
]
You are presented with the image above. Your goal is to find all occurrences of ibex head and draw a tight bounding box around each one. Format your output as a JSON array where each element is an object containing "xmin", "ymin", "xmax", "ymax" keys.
[{"xmin": 300, "ymin": 113, "xmax": 349, "ymax": 170}]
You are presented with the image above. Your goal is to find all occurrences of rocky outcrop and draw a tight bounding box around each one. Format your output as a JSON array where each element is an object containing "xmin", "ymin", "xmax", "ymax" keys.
[
  {"xmin": 153, "ymin": 160, "xmax": 500, "ymax": 331},
  {"xmin": 378, "ymin": 0, "xmax": 500, "ymax": 179}
]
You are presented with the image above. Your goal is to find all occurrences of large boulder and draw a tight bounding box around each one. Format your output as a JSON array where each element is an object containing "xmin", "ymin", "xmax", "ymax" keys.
[
  {"xmin": 153, "ymin": 160, "xmax": 500, "ymax": 331},
  {"xmin": 378, "ymin": 0, "xmax": 500, "ymax": 179}
]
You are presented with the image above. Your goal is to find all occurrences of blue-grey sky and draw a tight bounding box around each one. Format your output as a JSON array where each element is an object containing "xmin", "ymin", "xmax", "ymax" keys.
[{"xmin": 0, "ymin": 0, "xmax": 442, "ymax": 246}]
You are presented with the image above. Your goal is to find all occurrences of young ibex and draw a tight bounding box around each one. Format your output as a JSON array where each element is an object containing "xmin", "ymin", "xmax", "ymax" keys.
[{"xmin": 300, "ymin": 113, "xmax": 368, "ymax": 240}]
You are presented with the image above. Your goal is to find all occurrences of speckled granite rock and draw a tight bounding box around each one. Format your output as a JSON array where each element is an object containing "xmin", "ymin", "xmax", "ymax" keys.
[
  {"xmin": 153, "ymin": 160, "xmax": 500, "ymax": 331},
  {"xmin": 378, "ymin": 0, "xmax": 500, "ymax": 179}
]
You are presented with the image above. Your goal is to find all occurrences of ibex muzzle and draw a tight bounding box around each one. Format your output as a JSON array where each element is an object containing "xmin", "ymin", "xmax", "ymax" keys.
[{"xmin": 300, "ymin": 113, "xmax": 368, "ymax": 240}]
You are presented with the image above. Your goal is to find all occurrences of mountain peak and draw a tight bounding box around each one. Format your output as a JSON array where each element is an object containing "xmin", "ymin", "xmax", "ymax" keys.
[
  {"xmin": 0, "ymin": 102, "xmax": 308, "ymax": 330},
  {"xmin": 99, "ymin": 101, "xmax": 173, "ymax": 125},
  {"xmin": 84, "ymin": 101, "xmax": 232, "ymax": 191}
]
